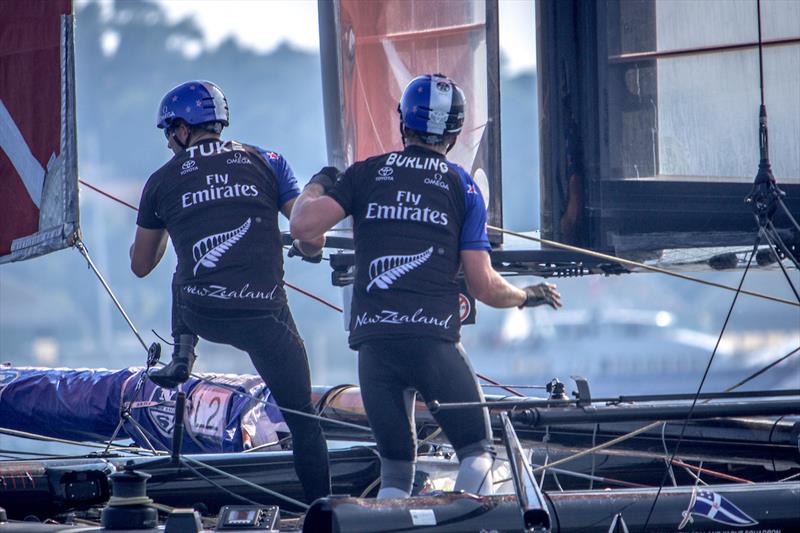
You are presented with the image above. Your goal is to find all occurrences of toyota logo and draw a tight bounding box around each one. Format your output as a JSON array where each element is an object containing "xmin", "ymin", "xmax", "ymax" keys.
[{"xmin": 378, "ymin": 166, "xmax": 393, "ymax": 177}]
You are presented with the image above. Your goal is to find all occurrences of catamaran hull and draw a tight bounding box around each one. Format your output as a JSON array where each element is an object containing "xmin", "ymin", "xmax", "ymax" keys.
[{"xmin": 305, "ymin": 482, "xmax": 800, "ymax": 532}]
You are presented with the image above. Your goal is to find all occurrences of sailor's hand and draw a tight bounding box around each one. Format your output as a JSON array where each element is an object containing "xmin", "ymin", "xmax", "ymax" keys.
[
  {"xmin": 288, "ymin": 239, "xmax": 323, "ymax": 263},
  {"xmin": 306, "ymin": 166, "xmax": 340, "ymax": 194},
  {"xmin": 519, "ymin": 283, "xmax": 562, "ymax": 309}
]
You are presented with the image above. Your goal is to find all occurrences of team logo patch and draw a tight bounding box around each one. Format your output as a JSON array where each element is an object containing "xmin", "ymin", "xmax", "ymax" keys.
[
  {"xmin": 146, "ymin": 387, "xmax": 177, "ymax": 439},
  {"xmin": 678, "ymin": 488, "xmax": 758, "ymax": 529},
  {"xmin": 192, "ymin": 218, "xmax": 252, "ymax": 276},
  {"xmin": 458, "ymin": 293, "xmax": 471, "ymax": 322},
  {"xmin": 265, "ymin": 151, "xmax": 279, "ymax": 160},
  {"xmin": 367, "ymin": 247, "xmax": 433, "ymax": 292}
]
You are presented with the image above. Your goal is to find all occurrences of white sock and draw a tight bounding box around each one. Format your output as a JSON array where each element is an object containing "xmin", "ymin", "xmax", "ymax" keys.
[
  {"xmin": 377, "ymin": 487, "xmax": 411, "ymax": 499},
  {"xmin": 454, "ymin": 452, "xmax": 494, "ymax": 495}
]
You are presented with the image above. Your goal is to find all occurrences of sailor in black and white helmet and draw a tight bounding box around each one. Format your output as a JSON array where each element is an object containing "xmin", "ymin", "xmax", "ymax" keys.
[
  {"xmin": 130, "ymin": 80, "xmax": 330, "ymax": 503},
  {"xmin": 290, "ymin": 74, "xmax": 562, "ymax": 498}
]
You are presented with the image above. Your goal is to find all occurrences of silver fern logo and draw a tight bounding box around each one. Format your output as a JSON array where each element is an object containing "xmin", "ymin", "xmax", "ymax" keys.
[
  {"xmin": 192, "ymin": 218, "xmax": 252, "ymax": 276},
  {"xmin": 366, "ymin": 247, "xmax": 433, "ymax": 292}
]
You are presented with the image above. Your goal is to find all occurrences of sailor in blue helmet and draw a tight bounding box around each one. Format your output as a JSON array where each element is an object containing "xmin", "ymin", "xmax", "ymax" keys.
[
  {"xmin": 290, "ymin": 74, "xmax": 562, "ymax": 498},
  {"xmin": 129, "ymin": 80, "xmax": 330, "ymax": 502}
]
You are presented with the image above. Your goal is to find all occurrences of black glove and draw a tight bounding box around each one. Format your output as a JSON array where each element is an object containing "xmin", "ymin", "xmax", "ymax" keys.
[
  {"xmin": 306, "ymin": 166, "xmax": 340, "ymax": 194},
  {"xmin": 287, "ymin": 240, "xmax": 323, "ymax": 263},
  {"xmin": 519, "ymin": 282, "xmax": 562, "ymax": 309}
]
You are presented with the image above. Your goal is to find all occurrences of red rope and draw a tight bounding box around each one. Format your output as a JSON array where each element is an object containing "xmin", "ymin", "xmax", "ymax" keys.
[
  {"xmin": 79, "ymin": 179, "xmax": 138, "ymax": 211},
  {"xmin": 79, "ymin": 178, "xmax": 521, "ymax": 395},
  {"xmin": 475, "ymin": 372, "xmax": 526, "ymax": 397},
  {"xmin": 78, "ymin": 178, "xmax": 344, "ymax": 312}
]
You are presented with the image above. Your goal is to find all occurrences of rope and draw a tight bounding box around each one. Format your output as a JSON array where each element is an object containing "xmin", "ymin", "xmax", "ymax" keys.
[
  {"xmin": 78, "ymin": 177, "xmax": 344, "ymax": 312},
  {"xmin": 0, "ymin": 426, "xmax": 160, "ymax": 455},
  {"xmin": 487, "ymin": 225, "xmax": 799, "ymax": 308},
  {"xmin": 641, "ymin": 235, "xmax": 759, "ymax": 531}
]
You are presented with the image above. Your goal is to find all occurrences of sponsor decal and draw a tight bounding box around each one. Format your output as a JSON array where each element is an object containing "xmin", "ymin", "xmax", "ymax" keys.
[
  {"xmin": 678, "ymin": 488, "xmax": 758, "ymax": 529},
  {"xmin": 375, "ymin": 166, "xmax": 394, "ymax": 181},
  {"xmin": 146, "ymin": 387, "xmax": 176, "ymax": 439},
  {"xmin": 354, "ymin": 308, "xmax": 453, "ymax": 330},
  {"xmin": 366, "ymin": 190, "xmax": 449, "ymax": 226},
  {"xmin": 181, "ymin": 174, "xmax": 259, "ymax": 208},
  {"xmin": 226, "ymin": 152, "xmax": 251, "ymax": 165},
  {"xmin": 183, "ymin": 283, "xmax": 279, "ymax": 301},
  {"xmin": 180, "ymin": 159, "xmax": 198, "ymax": 175},
  {"xmin": 265, "ymin": 151, "xmax": 279, "ymax": 160},
  {"xmin": 192, "ymin": 218, "xmax": 251, "ymax": 275},
  {"xmin": 424, "ymin": 173, "xmax": 449, "ymax": 190},
  {"xmin": 435, "ymin": 81, "xmax": 451, "ymax": 92},
  {"xmin": 386, "ymin": 152, "xmax": 448, "ymax": 173},
  {"xmin": 467, "ymin": 184, "xmax": 477, "ymax": 194},
  {"xmin": 458, "ymin": 293, "xmax": 471, "ymax": 322},
  {"xmin": 367, "ymin": 247, "xmax": 433, "ymax": 292}
]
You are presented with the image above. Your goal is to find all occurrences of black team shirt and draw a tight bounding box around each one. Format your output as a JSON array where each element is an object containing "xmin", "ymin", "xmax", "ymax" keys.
[
  {"xmin": 327, "ymin": 144, "xmax": 491, "ymax": 348},
  {"xmin": 136, "ymin": 139, "xmax": 300, "ymax": 310}
]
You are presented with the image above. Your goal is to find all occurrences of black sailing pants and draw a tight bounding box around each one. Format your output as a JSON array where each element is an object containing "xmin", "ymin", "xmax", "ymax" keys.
[
  {"xmin": 358, "ymin": 337, "xmax": 494, "ymax": 463},
  {"xmin": 176, "ymin": 302, "xmax": 331, "ymax": 503}
]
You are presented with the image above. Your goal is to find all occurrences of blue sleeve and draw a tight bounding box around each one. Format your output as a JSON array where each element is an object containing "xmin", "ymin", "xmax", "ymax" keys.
[
  {"xmin": 256, "ymin": 148, "xmax": 301, "ymax": 208},
  {"xmin": 456, "ymin": 167, "xmax": 491, "ymax": 251}
]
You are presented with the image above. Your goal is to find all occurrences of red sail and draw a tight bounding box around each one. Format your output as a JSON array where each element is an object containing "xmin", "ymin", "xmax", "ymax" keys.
[
  {"xmin": 0, "ymin": 0, "xmax": 78, "ymax": 263},
  {"xmin": 319, "ymin": 0, "xmax": 502, "ymax": 241}
]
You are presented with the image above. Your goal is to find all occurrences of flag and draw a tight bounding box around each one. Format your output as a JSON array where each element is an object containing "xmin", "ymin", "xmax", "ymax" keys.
[{"xmin": 679, "ymin": 488, "xmax": 758, "ymax": 529}]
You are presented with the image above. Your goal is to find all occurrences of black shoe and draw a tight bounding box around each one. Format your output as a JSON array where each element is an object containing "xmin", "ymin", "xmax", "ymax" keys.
[{"xmin": 149, "ymin": 334, "xmax": 197, "ymax": 388}]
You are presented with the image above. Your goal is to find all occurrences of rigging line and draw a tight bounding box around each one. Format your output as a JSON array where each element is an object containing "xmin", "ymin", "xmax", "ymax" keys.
[
  {"xmin": 130, "ymin": 410, "xmax": 306, "ymax": 514},
  {"xmin": 670, "ymin": 459, "xmax": 752, "ymax": 485},
  {"xmin": 76, "ymin": 240, "xmax": 149, "ymax": 352},
  {"xmin": 487, "ymin": 224, "xmax": 799, "ymax": 308},
  {"xmin": 78, "ymin": 179, "xmax": 536, "ymax": 391},
  {"xmin": 182, "ymin": 455, "xmax": 309, "ymax": 510},
  {"xmin": 79, "ymin": 178, "xmax": 343, "ymax": 312},
  {"xmin": 79, "ymin": 178, "xmax": 138, "ymax": 211},
  {"xmin": 759, "ymin": 224, "xmax": 800, "ymax": 301},
  {"xmin": 722, "ymin": 346, "xmax": 800, "ymax": 393},
  {"xmin": 180, "ymin": 459, "xmax": 265, "ymax": 508},
  {"xmin": 284, "ymin": 280, "xmax": 342, "ymax": 312},
  {"xmin": 529, "ymin": 422, "xmax": 660, "ymax": 475},
  {"xmin": 475, "ymin": 373, "xmax": 526, "ymax": 397},
  {"xmin": 777, "ymin": 197, "xmax": 800, "ymax": 232},
  {"xmin": 0, "ymin": 426, "xmax": 158, "ymax": 454},
  {"xmin": 766, "ymin": 219, "xmax": 800, "ymax": 271},
  {"xmin": 641, "ymin": 234, "xmax": 759, "ymax": 532},
  {"xmin": 757, "ymin": 0, "xmax": 765, "ymax": 107}
]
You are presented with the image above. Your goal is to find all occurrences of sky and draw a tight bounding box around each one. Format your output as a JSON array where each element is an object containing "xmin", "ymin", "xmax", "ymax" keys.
[{"xmin": 154, "ymin": 0, "xmax": 537, "ymax": 73}]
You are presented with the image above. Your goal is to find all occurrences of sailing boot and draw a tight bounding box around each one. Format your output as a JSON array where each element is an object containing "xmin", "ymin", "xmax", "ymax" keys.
[{"xmin": 148, "ymin": 334, "xmax": 197, "ymax": 389}]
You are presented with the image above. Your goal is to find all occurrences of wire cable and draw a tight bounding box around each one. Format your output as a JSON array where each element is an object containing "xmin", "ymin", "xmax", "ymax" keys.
[
  {"xmin": 640, "ymin": 235, "xmax": 759, "ymax": 531},
  {"xmin": 487, "ymin": 225, "xmax": 799, "ymax": 308}
]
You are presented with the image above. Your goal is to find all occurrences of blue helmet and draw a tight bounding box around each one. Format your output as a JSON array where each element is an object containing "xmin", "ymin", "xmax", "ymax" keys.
[
  {"xmin": 398, "ymin": 74, "xmax": 465, "ymax": 142},
  {"xmin": 156, "ymin": 80, "xmax": 229, "ymax": 129}
]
